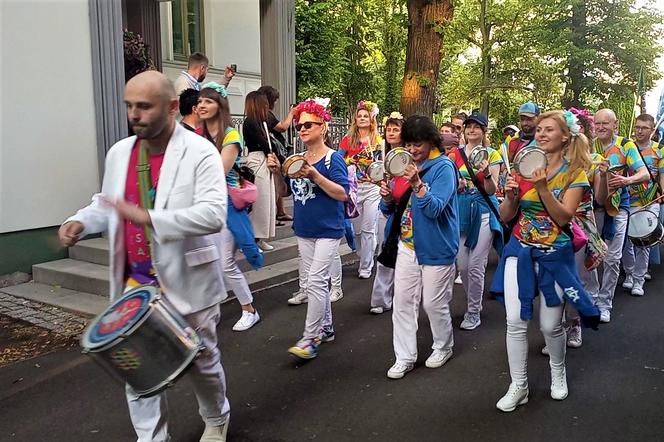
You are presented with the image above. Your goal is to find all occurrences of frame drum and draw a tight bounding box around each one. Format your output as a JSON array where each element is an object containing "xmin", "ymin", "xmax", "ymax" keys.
[
  {"xmin": 282, "ymin": 154, "xmax": 307, "ymax": 178},
  {"xmin": 468, "ymin": 146, "xmax": 488, "ymax": 170},
  {"xmin": 513, "ymin": 147, "xmax": 547, "ymax": 179},
  {"xmin": 367, "ymin": 161, "xmax": 385, "ymax": 184},
  {"xmin": 384, "ymin": 148, "xmax": 414, "ymax": 177}
]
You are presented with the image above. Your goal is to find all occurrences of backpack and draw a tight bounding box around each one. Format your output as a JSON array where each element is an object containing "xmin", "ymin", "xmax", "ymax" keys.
[{"xmin": 325, "ymin": 150, "xmax": 359, "ymax": 218}]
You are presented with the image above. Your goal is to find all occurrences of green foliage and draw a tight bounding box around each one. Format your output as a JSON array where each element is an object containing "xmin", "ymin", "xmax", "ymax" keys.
[{"xmin": 123, "ymin": 29, "xmax": 155, "ymax": 82}]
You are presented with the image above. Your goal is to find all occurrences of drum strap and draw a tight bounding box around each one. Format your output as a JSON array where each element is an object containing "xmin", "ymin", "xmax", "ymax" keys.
[
  {"xmin": 457, "ymin": 146, "xmax": 505, "ymax": 228},
  {"xmin": 137, "ymin": 141, "xmax": 155, "ymax": 245}
]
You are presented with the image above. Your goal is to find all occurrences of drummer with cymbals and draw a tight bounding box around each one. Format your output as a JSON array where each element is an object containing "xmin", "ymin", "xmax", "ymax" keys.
[
  {"xmin": 58, "ymin": 71, "xmax": 231, "ymax": 441},
  {"xmin": 270, "ymin": 98, "xmax": 350, "ymax": 360}
]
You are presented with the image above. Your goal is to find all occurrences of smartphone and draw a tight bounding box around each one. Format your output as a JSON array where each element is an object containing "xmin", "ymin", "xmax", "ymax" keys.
[{"xmin": 230, "ymin": 64, "xmax": 237, "ymax": 73}]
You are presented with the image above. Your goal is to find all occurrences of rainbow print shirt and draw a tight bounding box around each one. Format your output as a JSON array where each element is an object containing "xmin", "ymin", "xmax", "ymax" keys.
[{"xmin": 514, "ymin": 161, "xmax": 589, "ymax": 248}]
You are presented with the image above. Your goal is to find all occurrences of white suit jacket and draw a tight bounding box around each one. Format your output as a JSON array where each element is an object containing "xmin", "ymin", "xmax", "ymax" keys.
[{"xmin": 66, "ymin": 124, "xmax": 228, "ymax": 315}]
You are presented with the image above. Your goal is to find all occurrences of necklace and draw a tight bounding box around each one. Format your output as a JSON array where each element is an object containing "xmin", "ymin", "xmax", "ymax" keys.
[{"xmin": 305, "ymin": 148, "xmax": 327, "ymax": 164}]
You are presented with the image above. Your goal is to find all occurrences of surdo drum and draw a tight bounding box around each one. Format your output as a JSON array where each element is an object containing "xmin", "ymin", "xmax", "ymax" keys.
[
  {"xmin": 282, "ymin": 154, "xmax": 307, "ymax": 178},
  {"xmin": 628, "ymin": 209, "xmax": 664, "ymax": 248},
  {"xmin": 80, "ymin": 285, "xmax": 203, "ymax": 397},
  {"xmin": 384, "ymin": 148, "xmax": 414, "ymax": 177},
  {"xmin": 513, "ymin": 147, "xmax": 547, "ymax": 179}
]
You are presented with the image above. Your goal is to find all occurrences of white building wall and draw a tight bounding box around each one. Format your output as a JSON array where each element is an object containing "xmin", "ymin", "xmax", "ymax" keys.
[
  {"xmin": 0, "ymin": 0, "xmax": 99, "ymax": 233},
  {"xmin": 160, "ymin": 0, "xmax": 263, "ymax": 115}
]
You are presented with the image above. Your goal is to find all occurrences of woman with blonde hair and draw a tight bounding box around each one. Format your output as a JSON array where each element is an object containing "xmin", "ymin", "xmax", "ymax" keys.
[
  {"xmin": 339, "ymin": 101, "xmax": 383, "ymax": 279},
  {"xmin": 491, "ymin": 110, "xmax": 600, "ymax": 412}
]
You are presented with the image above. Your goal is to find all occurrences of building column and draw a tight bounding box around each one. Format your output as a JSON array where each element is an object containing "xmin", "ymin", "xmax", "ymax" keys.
[
  {"xmin": 259, "ymin": 0, "xmax": 296, "ymax": 119},
  {"xmin": 88, "ymin": 0, "xmax": 127, "ymax": 175}
]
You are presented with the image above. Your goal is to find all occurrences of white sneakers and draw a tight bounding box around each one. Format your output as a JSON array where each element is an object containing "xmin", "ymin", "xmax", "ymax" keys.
[
  {"xmin": 287, "ymin": 289, "xmax": 308, "ymax": 305},
  {"xmin": 199, "ymin": 417, "xmax": 229, "ymax": 442},
  {"xmin": 566, "ymin": 323, "xmax": 583, "ymax": 348},
  {"xmin": 550, "ymin": 367, "xmax": 568, "ymax": 400},
  {"xmin": 358, "ymin": 270, "xmax": 372, "ymax": 279},
  {"xmin": 631, "ymin": 282, "xmax": 645, "ymax": 296},
  {"xmin": 496, "ymin": 383, "xmax": 529, "ymax": 412},
  {"xmin": 232, "ymin": 310, "xmax": 260, "ymax": 331},
  {"xmin": 622, "ymin": 275, "xmax": 634, "ymax": 290},
  {"xmin": 257, "ymin": 240, "xmax": 274, "ymax": 251},
  {"xmin": 600, "ymin": 310, "xmax": 611, "ymax": 323},
  {"xmin": 425, "ymin": 349, "xmax": 453, "ymax": 368},
  {"xmin": 370, "ymin": 306, "xmax": 391, "ymax": 315},
  {"xmin": 330, "ymin": 286, "xmax": 344, "ymax": 302},
  {"xmin": 387, "ymin": 361, "xmax": 414, "ymax": 379},
  {"xmin": 460, "ymin": 312, "xmax": 481, "ymax": 330}
]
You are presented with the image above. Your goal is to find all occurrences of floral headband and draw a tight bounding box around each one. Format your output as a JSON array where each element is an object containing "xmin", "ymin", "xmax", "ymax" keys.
[
  {"xmin": 357, "ymin": 100, "xmax": 379, "ymax": 120},
  {"xmin": 568, "ymin": 107, "xmax": 594, "ymax": 122},
  {"xmin": 382, "ymin": 111, "xmax": 404, "ymax": 125},
  {"xmin": 293, "ymin": 97, "xmax": 332, "ymax": 123},
  {"xmin": 564, "ymin": 111, "xmax": 581, "ymax": 136},
  {"xmin": 201, "ymin": 82, "xmax": 228, "ymax": 98}
]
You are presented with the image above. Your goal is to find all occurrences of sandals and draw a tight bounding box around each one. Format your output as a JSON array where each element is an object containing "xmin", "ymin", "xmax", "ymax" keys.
[{"xmin": 276, "ymin": 214, "xmax": 293, "ymax": 222}]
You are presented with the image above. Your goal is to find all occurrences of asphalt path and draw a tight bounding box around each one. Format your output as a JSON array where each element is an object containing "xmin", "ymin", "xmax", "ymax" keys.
[{"xmin": 2, "ymin": 263, "xmax": 664, "ymax": 441}]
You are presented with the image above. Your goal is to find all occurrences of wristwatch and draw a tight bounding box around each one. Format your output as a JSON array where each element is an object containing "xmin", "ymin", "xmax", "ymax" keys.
[{"xmin": 411, "ymin": 182, "xmax": 424, "ymax": 193}]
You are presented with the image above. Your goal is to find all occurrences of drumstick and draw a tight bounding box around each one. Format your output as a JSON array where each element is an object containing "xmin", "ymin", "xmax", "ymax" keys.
[
  {"xmin": 631, "ymin": 193, "xmax": 664, "ymax": 213},
  {"xmin": 262, "ymin": 122, "xmax": 273, "ymax": 153},
  {"xmin": 500, "ymin": 143, "xmax": 511, "ymax": 174}
]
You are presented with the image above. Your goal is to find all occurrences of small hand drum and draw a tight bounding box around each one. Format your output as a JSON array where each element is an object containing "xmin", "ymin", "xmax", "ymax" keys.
[
  {"xmin": 367, "ymin": 161, "xmax": 385, "ymax": 184},
  {"xmin": 468, "ymin": 146, "xmax": 488, "ymax": 170},
  {"xmin": 384, "ymin": 148, "xmax": 414, "ymax": 177},
  {"xmin": 282, "ymin": 154, "xmax": 307, "ymax": 178},
  {"xmin": 513, "ymin": 147, "xmax": 547, "ymax": 179}
]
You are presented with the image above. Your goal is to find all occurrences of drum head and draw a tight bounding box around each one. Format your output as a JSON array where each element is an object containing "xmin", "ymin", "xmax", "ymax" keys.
[
  {"xmin": 367, "ymin": 162, "xmax": 384, "ymax": 182},
  {"xmin": 628, "ymin": 210, "xmax": 658, "ymax": 237},
  {"xmin": 468, "ymin": 146, "xmax": 488, "ymax": 169},
  {"xmin": 385, "ymin": 149, "xmax": 413, "ymax": 176},
  {"xmin": 286, "ymin": 158, "xmax": 306, "ymax": 176},
  {"xmin": 515, "ymin": 149, "xmax": 546, "ymax": 179},
  {"xmin": 81, "ymin": 285, "xmax": 157, "ymax": 349}
]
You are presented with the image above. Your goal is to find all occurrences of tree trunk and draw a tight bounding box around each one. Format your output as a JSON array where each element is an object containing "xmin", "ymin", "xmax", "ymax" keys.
[
  {"xmin": 400, "ymin": 0, "xmax": 454, "ymax": 117},
  {"xmin": 562, "ymin": 0, "xmax": 587, "ymax": 109},
  {"xmin": 479, "ymin": 0, "xmax": 491, "ymax": 116}
]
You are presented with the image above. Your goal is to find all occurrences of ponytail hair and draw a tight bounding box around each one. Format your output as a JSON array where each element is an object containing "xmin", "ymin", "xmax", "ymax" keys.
[{"xmin": 538, "ymin": 110, "xmax": 592, "ymax": 187}]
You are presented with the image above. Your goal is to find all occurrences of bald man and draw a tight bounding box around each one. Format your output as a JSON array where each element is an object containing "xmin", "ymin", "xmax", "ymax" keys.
[
  {"xmin": 592, "ymin": 108, "xmax": 649, "ymax": 323},
  {"xmin": 59, "ymin": 71, "xmax": 231, "ymax": 441}
]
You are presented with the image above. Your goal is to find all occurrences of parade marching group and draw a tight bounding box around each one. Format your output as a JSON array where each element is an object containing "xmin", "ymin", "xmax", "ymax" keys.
[{"xmin": 58, "ymin": 65, "xmax": 663, "ymax": 440}]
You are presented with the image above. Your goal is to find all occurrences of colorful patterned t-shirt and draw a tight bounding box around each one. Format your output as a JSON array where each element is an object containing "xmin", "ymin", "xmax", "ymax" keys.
[
  {"xmin": 448, "ymin": 146, "xmax": 503, "ymax": 192},
  {"xmin": 514, "ymin": 161, "xmax": 590, "ymax": 248},
  {"xmin": 339, "ymin": 135, "xmax": 384, "ymax": 183},
  {"xmin": 628, "ymin": 142, "xmax": 663, "ymax": 207},
  {"xmin": 601, "ymin": 136, "xmax": 645, "ymax": 210}
]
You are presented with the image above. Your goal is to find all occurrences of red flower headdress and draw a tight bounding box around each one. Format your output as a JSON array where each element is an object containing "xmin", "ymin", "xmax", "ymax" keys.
[{"xmin": 293, "ymin": 98, "xmax": 332, "ymax": 123}]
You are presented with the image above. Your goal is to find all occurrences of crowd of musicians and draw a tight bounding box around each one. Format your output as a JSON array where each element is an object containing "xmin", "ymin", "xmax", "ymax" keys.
[{"xmin": 58, "ymin": 67, "xmax": 663, "ymax": 440}]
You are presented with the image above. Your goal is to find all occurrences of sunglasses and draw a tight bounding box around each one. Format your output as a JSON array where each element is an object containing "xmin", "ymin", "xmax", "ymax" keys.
[{"xmin": 295, "ymin": 121, "xmax": 323, "ymax": 131}]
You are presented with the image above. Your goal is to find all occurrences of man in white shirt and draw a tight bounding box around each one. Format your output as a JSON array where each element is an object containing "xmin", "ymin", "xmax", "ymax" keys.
[{"xmin": 174, "ymin": 52, "xmax": 235, "ymax": 96}]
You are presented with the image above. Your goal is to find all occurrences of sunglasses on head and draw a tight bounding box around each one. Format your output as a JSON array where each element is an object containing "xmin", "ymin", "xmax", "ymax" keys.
[{"xmin": 295, "ymin": 121, "xmax": 323, "ymax": 131}]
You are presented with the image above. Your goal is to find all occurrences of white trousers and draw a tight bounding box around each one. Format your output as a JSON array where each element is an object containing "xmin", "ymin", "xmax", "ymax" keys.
[
  {"xmin": 352, "ymin": 183, "xmax": 381, "ymax": 275},
  {"xmin": 504, "ymin": 257, "xmax": 565, "ymax": 386},
  {"xmin": 297, "ymin": 237, "xmax": 341, "ymax": 338},
  {"xmin": 457, "ymin": 213, "xmax": 492, "ymax": 314},
  {"xmin": 371, "ymin": 213, "xmax": 394, "ymax": 309},
  {"xmin": 595, "ymin": 209, "xmax": 628, "ymax": 312},
  {"xmin": 126, "ymin": 304, "xmax": 230, "ymax": 442},
  {"xmin": 300, "ymin": 250, "xmax": 342, "ymax": 291},
  {"xmin": 220, "ymin": 227, "xmax": 253, "ymax": 306},
  {"xmin": 623, "ymin": 203, "xmax": 659, "ymax": 287},
  {"xmin": 574, "ymin": 248, "xmax": 600, "ymax": 301},
  {"xmin": 392, "ymin": 242, "xmax": 455, "ymax": 364}
]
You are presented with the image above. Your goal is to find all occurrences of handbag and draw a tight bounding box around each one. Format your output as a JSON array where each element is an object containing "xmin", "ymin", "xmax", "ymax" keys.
[
  {"xmin": 228, "ymin": 164, "xmax": 258, "ymax": 210},
  {"xmin": 576, "ymin": 213, "xmax": 608, "ymax": 270}
]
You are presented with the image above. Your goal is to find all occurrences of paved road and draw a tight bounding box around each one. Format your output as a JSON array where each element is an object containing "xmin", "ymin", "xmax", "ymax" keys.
[{"xmin": 2, "ymin": 264, "xmax": 664, "ymax": 441}]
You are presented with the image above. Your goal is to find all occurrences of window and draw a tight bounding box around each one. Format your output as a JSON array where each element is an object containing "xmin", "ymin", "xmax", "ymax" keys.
[{"xmin": 171, "ymin": 0, "xmax": 205, "ymax": 60}]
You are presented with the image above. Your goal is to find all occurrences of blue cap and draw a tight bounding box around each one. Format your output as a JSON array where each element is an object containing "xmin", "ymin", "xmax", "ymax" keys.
[
  {"xmin": 464, "ymin": 111, "xmax": 488, "ymax": 128},
  {"xmin": 518, "ymin": 101, "xmax": 540, "ymax": 117}
]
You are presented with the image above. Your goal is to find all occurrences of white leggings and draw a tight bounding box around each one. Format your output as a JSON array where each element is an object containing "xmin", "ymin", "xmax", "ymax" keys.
[
  {"xmin": 297, "ymin": 237, "xmax": 341, "ymax": 338},
  {"xmin": 220, "ymin": 227, "xmax": 253, "ymax": 306},
  {"xmin": 504, "ymin": 257, "xmax": 565, "ymax": 386},
  {"xmin": 457, "ymin": 214, "xmax": 492, "ymax": 314}
]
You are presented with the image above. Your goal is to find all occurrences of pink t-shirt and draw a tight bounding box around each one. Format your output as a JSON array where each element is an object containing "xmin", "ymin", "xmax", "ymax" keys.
[{"xmin": 124, "ymin": 141, "xmax": 165, "ymax": 286}]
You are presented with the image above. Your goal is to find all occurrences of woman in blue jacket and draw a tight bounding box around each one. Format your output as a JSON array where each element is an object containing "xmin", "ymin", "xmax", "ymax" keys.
[{"xmin": 379, "ymin": 115, "xmax": 460, "ymax": 379}]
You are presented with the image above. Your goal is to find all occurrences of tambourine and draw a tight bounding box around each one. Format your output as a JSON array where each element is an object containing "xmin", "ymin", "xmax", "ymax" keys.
[
  {"xmin": 513, "ymin": 147, "xmax": 547, "ymax": 179},
  {"xmin": 367, "ymin": 161, "xmax": 385, "ymax": 184},
  {"xmin": 282, "ymin": 154, "xmax": 307, "ymax": 178},
  {"xmin": 384, "ymin": 148, "xmax": 414, "ymax": 177},
  {"xmin": 468, "ymin": 146, "xmax": 488, "ymax": 170}
]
